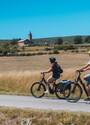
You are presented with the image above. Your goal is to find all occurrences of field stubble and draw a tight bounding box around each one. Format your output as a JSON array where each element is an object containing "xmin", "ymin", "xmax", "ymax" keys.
[
  {"xmin": 0, "ymin": 53, "xmax": 89, "ymax": 95},
  {"xmin": 0, "ymin": 107, "xmax": 89, "ymax": 125}
]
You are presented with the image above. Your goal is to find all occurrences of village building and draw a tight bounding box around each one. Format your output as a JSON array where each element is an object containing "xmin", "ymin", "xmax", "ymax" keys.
[
  {"xmin": 17, "ymin": 39, "xmax": 25, "ymax": 47},
  {"xmin": 17, "ymin": 32, "xmax": 32, "ymax": 47}
]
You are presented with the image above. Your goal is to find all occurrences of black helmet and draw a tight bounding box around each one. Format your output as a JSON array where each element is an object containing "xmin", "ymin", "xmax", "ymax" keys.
[{"xmin": 49, "ymin": 57, "xmax": 56, "ymax": 63}]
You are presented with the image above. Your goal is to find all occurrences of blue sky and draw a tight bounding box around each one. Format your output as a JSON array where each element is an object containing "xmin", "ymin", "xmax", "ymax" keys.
[{"xmin": 0, "ymin": 0, "xmax": 90, "ymax": 39}]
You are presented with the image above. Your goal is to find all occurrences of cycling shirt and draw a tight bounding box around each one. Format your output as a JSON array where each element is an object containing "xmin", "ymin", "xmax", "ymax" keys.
[{"xmin": 52, "ymin": 62, "xmax": 62, "ymax": 79}]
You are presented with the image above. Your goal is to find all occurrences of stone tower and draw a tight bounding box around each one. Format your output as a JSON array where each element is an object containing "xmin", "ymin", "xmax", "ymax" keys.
[{"xmin": 28, "ymin": 32, "xmax": 32, "ymax": 44}]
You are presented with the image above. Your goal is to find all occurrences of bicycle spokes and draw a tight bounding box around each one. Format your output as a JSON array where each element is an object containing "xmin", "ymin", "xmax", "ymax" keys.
[{"xmin": 67, "ymin": 83, "xmax": 82, "ymax": 103}]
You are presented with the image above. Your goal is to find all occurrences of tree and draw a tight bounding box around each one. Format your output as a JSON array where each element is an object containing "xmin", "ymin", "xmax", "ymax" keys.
[
  {"xmin": 1, "ymin": 43, "xmax": 10, "ymax": 56},
  {"xmin": 74, "ymin": 36, "xmax": 82, "ymax": 44},
  {"xmin": 84, "ymin": 36, "xmax": 90, "ymax": 43},
  {"xmin": 56, "ymin": 37, "xmax": 63, "ymax": 45},
  {"xmin": 10, "ymin": 45, "xmax": 18, "ymax": 53},
  {"xmin": 0, "ymin": 42, "xmax": 18, "ymax": 56}
]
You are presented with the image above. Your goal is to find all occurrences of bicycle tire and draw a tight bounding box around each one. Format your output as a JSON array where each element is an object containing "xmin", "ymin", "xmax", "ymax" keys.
[
  {"xmin": 67, "ymin": 83, "xmax": 82, "ymax": 103},
  {"xmin": 55, "ymin": 83, "xmax": 71, "ymax": 99},
  {"xmin": 30, "ymin": 82, "xmax": 46, "ymax": 98}
]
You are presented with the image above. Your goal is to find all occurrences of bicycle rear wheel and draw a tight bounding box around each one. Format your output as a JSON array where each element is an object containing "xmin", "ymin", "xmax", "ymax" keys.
[
  {"xmin": 67, "ymin": 83, "xmax": 82, "ymax": 103},
  {"xmin": 55, "ymin": 83, "xmax": 71, "ymax": 99},
  {"xmin": 30, "ymin": 82, "xmax": 46, "ymax": 98}
]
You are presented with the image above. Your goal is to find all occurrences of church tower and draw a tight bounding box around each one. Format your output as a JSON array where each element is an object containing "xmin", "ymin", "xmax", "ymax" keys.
[{"xmin": 28, "ymin": 32, "xmax": 32, "ymax": 44}]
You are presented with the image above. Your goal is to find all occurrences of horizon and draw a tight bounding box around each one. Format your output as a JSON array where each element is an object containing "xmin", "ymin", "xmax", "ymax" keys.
[
  {"xmin": 0, "ymin": 0, "xmax": 90, "ymax": 39},
  {"xmin": 0, "ymin": 34, "xmax": 90, "ymax": 40}
]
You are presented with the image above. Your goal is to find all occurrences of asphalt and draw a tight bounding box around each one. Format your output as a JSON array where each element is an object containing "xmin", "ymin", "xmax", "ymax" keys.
[{"xmin": 0, "ymin": 95, "xmax": 90, "ymax": 112}]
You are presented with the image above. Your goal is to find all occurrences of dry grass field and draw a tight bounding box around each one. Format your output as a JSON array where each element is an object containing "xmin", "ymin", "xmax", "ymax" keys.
[
  {"xmin": 0, "ymin": 53, "xmax": 90, "ymax": 125},
  {"xmin": 0, "ymin": 53, "xmax": 89, "ymax": 72},
  {"xmin": 0, "ymin": 53, "xmax": 89, "ymax": 95},
  {"xmin": 0, "ymin": 107, "xmax": 89, "ymax": 125}
]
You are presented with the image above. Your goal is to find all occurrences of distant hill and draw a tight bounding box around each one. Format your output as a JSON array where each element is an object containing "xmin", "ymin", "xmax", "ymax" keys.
[
  {"xmin": 0, "ymin": 35, "xmax": 89, "ymax": 45},
  {"xmin": 33, "ymin": 35, "xmax": 87, "ymax": 45},
  {"xmin": 0, "ymin": 39, "xmax": 12, "ymax": 43}
]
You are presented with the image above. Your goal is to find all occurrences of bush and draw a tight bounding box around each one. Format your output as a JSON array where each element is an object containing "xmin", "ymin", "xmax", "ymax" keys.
[
  {"xmin": 56, "ymin": 37, "xmax": 63, "ymax": 45},
  {"xmin": 48, "ymin": 52, "xmax": 53, "ymax": 54},
  {"xmin": 53, "ymin": 49, "xmax": 59, "ymax": 54},
  {"xmin": 54, "ymin": 45, "xmax": 76, "ymax": 51},
  {"xmin": 84, "ymin": 36, "xmax": 90, "ymax": 43},
  {"xmin": 0, "ymin": 42, "xmax": 18, "ymax": 56},
  {"xmin": 36, "ymin": 52, "xmax": 47, "ymax": 55},
  {"xmin": 74, "ymin": 36, "xmax": 83, "ymax": 44},
  {"xmin": 71, "ymin": 49, "xmax": 79, "ymax": 53},
  {"xmin": 44, "ymin": 47, "xmax": 52, "ymax": 51}
]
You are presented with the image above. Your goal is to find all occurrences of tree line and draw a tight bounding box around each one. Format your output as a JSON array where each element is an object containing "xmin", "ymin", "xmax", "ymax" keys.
[
  {"xmin": 56, "ymin": 36, "xmax": 90, "ymax": 45},
  {"xmin": 0, "ymin": 40, "xmax": 18, "ymax": 56},
  {"xmin": 0, "ymin": 36, "xmax": 90, "ymax": 56}
]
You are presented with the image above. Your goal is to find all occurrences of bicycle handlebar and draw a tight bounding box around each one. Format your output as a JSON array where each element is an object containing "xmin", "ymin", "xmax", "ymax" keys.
[
  {"xmin": 76, "ymin": 70, "xmax": 83, "ymax": 75},
  {"xmin": 41, "ymin": 72, "xmax": 45, "ymax": 78},
  {"xmin": 41, "ymin": 72, "xmax": 45, "ymax": 74},
  {"xmin": 76, "ymin": 70, "xmax": 81, "ymax": 74}
]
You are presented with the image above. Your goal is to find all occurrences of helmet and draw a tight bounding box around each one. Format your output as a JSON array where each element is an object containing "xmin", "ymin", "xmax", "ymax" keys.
[{"xmin": 49, "ymin": 57, "xmax": 56, "ymax": 63}]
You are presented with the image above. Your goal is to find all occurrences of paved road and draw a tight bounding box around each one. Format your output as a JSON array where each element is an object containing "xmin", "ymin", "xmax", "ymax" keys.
[{"xmin": 0, "ymin": 95, "xmax": 90, "ymax": 112}]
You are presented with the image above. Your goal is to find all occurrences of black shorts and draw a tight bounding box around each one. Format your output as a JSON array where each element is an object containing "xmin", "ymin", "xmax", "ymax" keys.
[{"xmin": 53, "ymin": 76, "xmax": 60, "ymax": 80}]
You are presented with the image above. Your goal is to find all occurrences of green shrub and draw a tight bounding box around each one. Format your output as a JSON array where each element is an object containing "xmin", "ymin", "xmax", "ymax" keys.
[
  {"xmin": 53, "ymin": 49, "xmax": 59, "ymax": 54},
  {"xmin": 44, "ymin": 47, "xmax": 52, "ymax": 51},
  {"xmin": 37, "ymin": 52, "xmax": 47, "ymax": 55},
  {"xmin": 48, "ymin": 52, "xmax": 53, "ymax": 54},
  {"xmin": 71, "ymin": 49, "xmax": 79, "ymax": 53},
  {"xmin": 54, "ymin": 45, "xmax": 76, "ymax": 51}
]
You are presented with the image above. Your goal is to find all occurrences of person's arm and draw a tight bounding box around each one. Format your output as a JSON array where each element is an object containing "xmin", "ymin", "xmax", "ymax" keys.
[
  {"xmin": 82, "ymin": 67, "xmax": 90, "ymax": 72},
  {"xmin": 43, "ymin": 68, "xmax": 52, "ymax": 74},
  {"xmin": 79, "ymin": 64, "xmax": 90, "ymax": 72}
]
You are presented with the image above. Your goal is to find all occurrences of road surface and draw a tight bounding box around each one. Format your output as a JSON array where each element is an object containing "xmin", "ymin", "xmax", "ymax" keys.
[{"xmin": 0, "ymin": 95, "xmax": 90, "ymax": 112}]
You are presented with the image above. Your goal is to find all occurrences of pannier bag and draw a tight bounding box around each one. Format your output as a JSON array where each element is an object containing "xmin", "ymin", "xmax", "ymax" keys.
[{"xmin": 58, "ymin": 80, "xmax": 71, "ymax": 92}]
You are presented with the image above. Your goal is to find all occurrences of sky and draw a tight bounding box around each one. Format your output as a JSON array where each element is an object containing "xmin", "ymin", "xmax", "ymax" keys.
[{"xmin": 0, "ymin": 0, "xmax": 90, "ymax": 39}]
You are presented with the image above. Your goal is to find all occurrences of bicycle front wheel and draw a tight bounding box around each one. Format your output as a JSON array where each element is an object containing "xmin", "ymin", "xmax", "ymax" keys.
[
  {"xmin": 30, "ymin": 82, "xmax": 46, "ymax": 98},
  {"xmin": 67, "ymin": 83, "xmax": 82, "ymax": 103}
]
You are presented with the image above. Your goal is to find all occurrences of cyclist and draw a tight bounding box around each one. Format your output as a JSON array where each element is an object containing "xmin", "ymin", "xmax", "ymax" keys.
[
  {"xmin": 78, "ymin": 60, "xmax": 90, "ymax": 100},
  {"xmin": 42, "ymin": 57, "xmax": 63, "ymax": 93}
]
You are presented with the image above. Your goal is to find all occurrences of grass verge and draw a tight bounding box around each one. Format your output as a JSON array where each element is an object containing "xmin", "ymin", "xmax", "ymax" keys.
[
  {"xmin": 0, "ymin": 107, "xmax": 89, "ymax": 125},
  {"xmin": 0, "ymin": 69, "xmax": 86, "ymax": 99}
]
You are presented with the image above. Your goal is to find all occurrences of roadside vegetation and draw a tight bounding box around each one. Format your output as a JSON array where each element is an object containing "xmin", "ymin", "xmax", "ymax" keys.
[
  {"xmin": 0, "ymin": 70, "xmax": 86, "ymax": 99},
  {"xmin": 0, "ymin": 71, "xmax": 40, "ymax": 95},
  {"xmin": 0, "ymin": 107, "xmax": 89, "ymax": 125}
]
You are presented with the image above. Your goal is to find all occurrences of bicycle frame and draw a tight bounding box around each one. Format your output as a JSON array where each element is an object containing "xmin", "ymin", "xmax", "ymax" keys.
[
  {"xmin": 75, "ymin": 71, "xmax": 89, "ymax": 97},
  {"xmin": 40, "ymin": 73, "xmax": 56, "ymax": 94},
  {"xmin": 40, "ymin": 73, "xmax": 47, "ymax": 85}
]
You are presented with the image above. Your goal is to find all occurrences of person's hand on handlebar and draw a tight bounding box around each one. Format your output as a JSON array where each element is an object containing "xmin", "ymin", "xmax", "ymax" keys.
[
  {"xmin": 41, "ymin": 72, "xmax": 45, "ymax": 75},
  {"xmin": 76, "ymin": 69, "xmax": 83, "ymax": 72}
]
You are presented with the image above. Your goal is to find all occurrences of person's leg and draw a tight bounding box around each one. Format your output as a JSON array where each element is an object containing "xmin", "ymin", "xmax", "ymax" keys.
[
  {"xmin": 84, "ymin": 74, "xmax": 90, "ymax": 100},
  {"xmin": 87, "ymin": 84, "xmax": 90, "ymax": 96},
  {"xmin": 47, "ymin": 76, "xmax": 55, "ymax": 83},
  {"xmin": 45, "ymin": 76, "xmax": 55, "ymax": 93},
  {"xmin": 85, "ymin": 85, "xmax": 90, "ymax": 101}
]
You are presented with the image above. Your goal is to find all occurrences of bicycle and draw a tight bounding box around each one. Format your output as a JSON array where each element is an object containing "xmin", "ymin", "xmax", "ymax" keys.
[
  {"xmin": 31, "ymin": 73, "xmax": 71, "ymax": 99},
  {"xmin": 67, "ymin": 70, "xmax": 89, "ymax": 103}
]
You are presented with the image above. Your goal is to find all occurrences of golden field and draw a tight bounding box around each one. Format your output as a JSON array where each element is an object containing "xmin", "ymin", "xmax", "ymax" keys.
[
  {"xmin": 0, "ymin": 53, "xmax": 89, "ymax": 95},
  {"xmin": 0, "ymin": 53, "xmax": 90, "ymax": 125},
  {"xmin": 0, "ymin": 53, "xmax": 89, "ymax": 72},
  {"xmin": 0, "ymin": 107, "xmax": 89, "ymax": 125}
]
